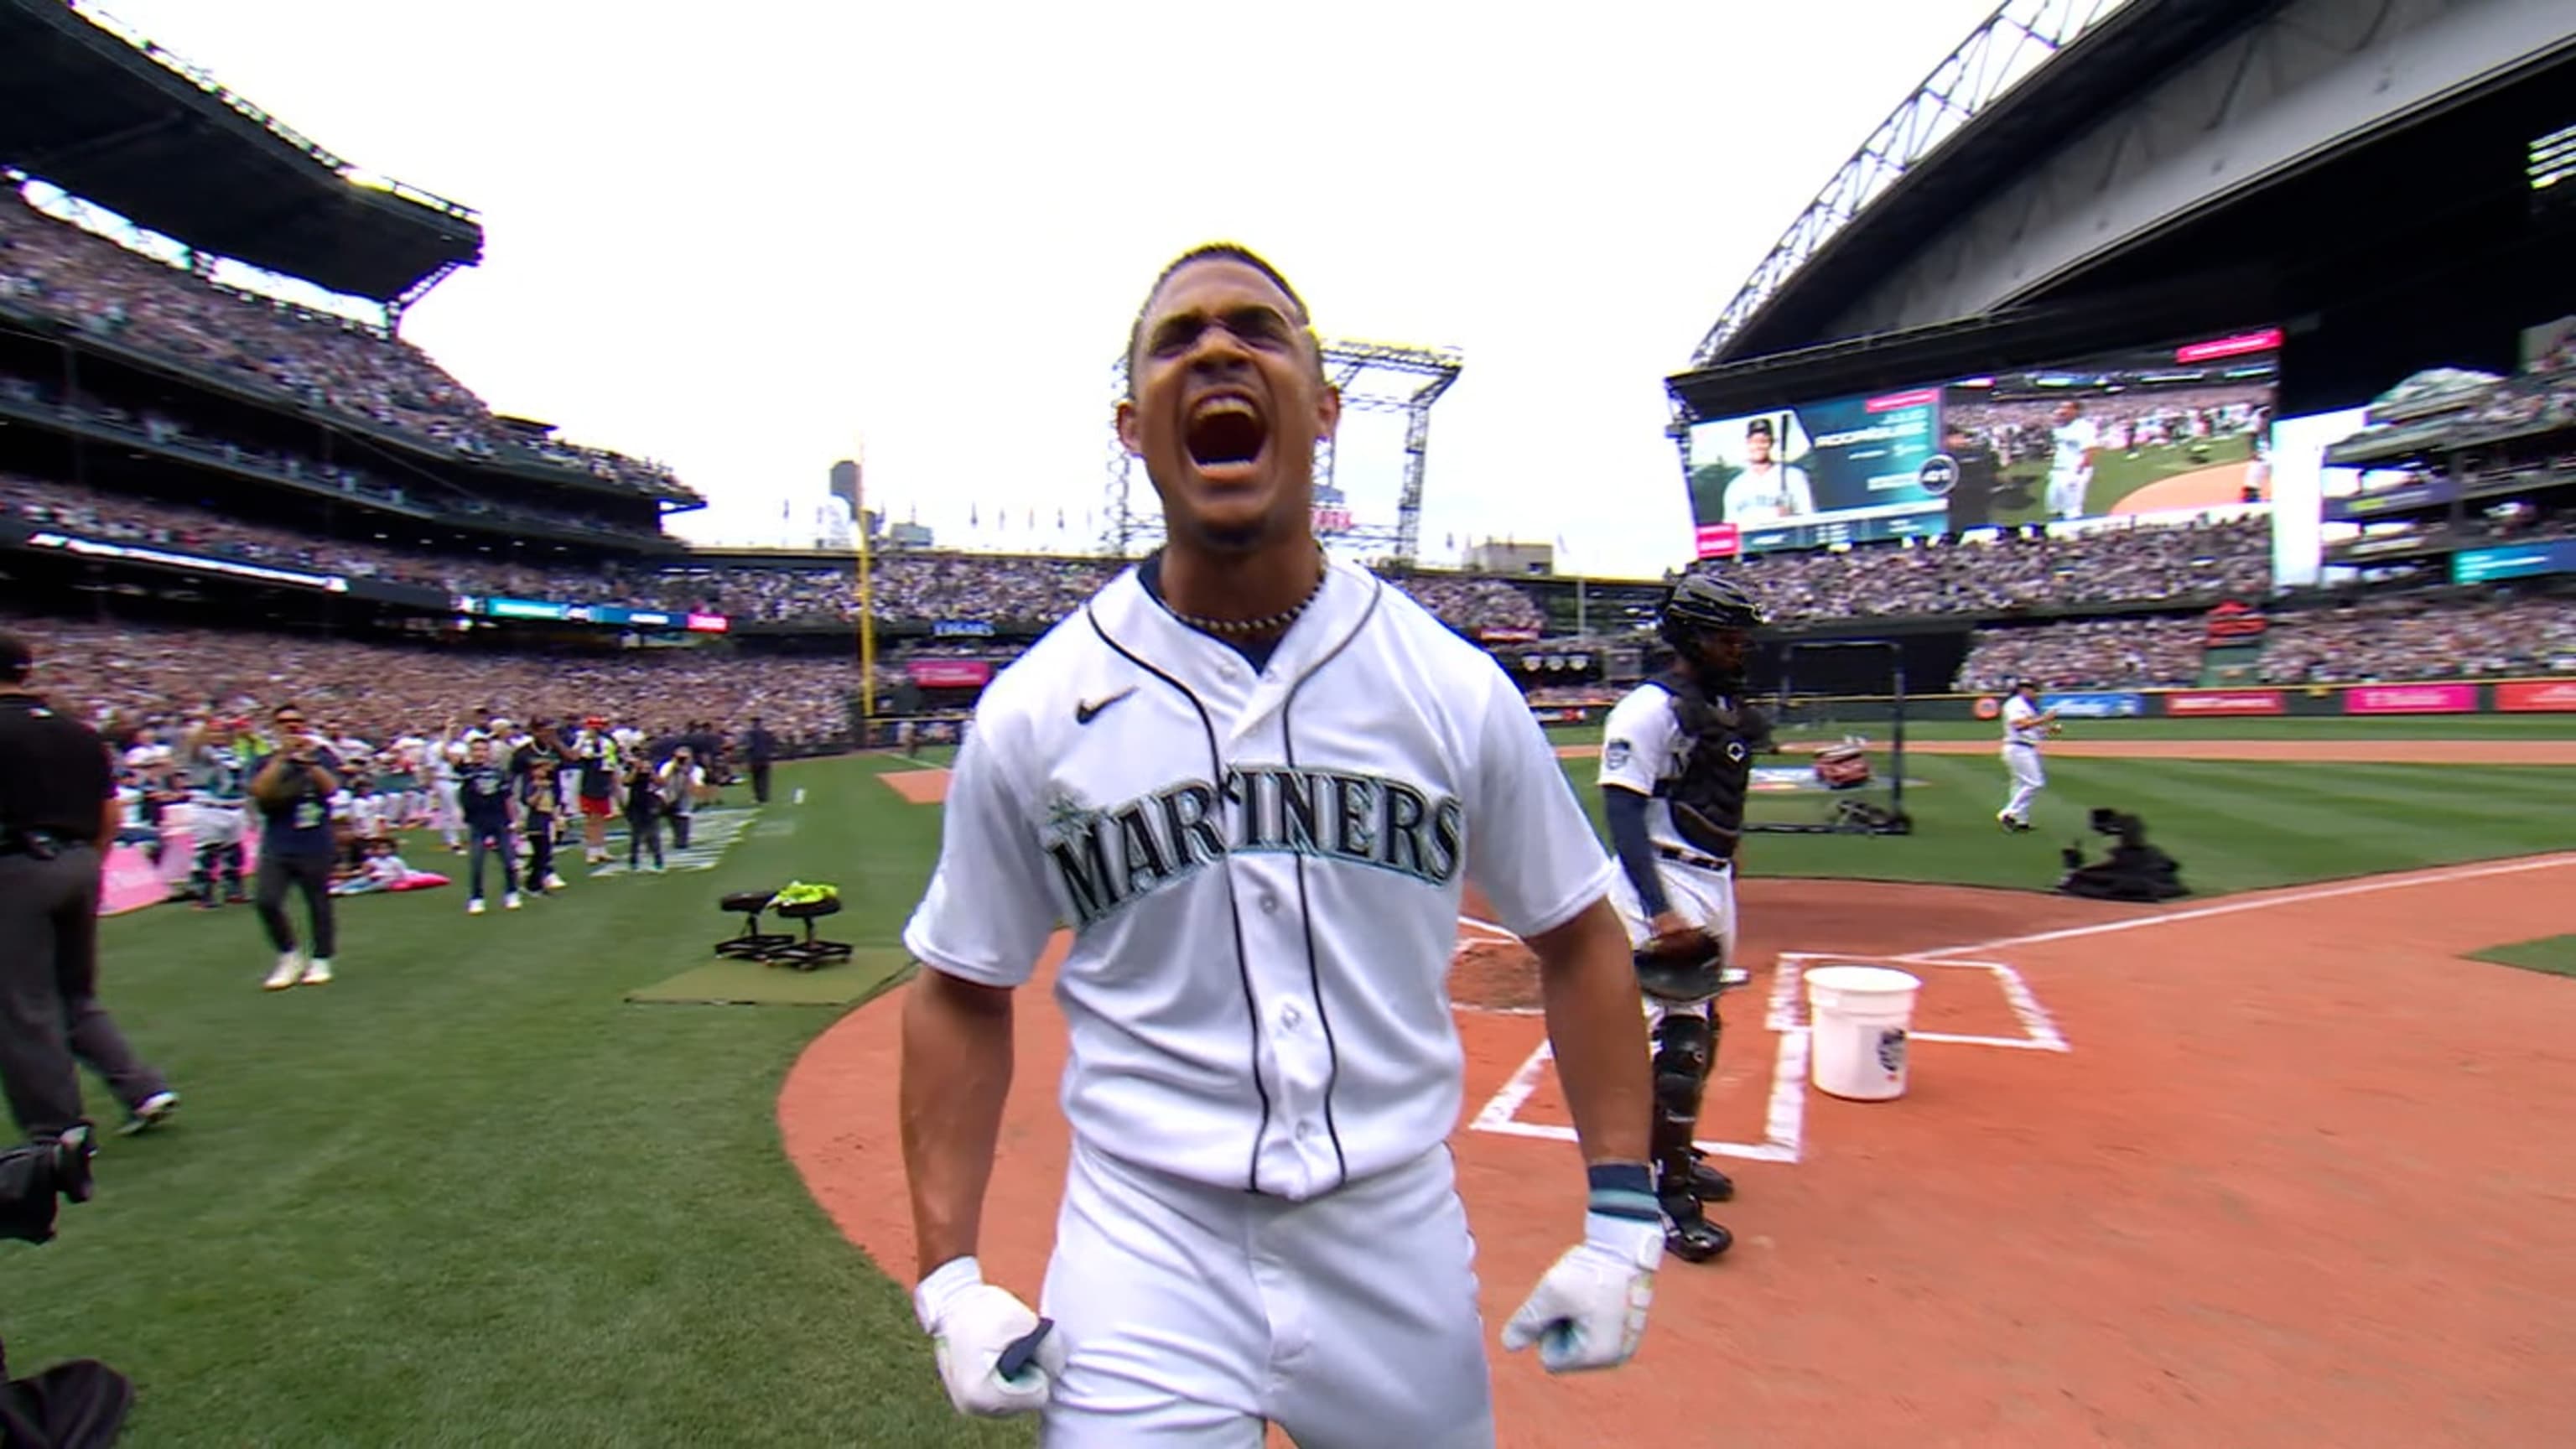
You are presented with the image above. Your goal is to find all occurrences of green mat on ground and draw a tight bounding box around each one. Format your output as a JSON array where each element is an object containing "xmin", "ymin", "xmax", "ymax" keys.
[
  {"xmin": 2468, "ymin": 934, "xmax": 2576, "ymax": 979},
  {"xmin": 626, "ymin": 949, "xmax": 915, "ymax": 1006}
]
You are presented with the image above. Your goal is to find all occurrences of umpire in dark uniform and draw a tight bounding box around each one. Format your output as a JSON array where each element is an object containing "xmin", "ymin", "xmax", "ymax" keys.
[{"xmin": 0, "ymin": 630, "xmax": 179, "ymax": 1144}]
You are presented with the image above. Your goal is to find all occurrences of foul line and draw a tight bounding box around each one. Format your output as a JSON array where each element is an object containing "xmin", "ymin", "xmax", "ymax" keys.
[{"xmin": 1899, "ymin": 852, "xmax": 2576, "ymax": 962}]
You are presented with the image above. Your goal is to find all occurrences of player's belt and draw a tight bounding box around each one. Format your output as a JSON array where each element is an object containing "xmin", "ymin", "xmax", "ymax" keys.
[{"xmin": 1657, "ymin": 844, "xmax": 1731, "ymax": 874}]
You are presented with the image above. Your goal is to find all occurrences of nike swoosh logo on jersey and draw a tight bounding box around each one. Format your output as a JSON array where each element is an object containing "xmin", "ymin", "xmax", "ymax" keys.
[{"xmin": 1075, "ymin": 688, "xmax": 1137, "ymax": 725}]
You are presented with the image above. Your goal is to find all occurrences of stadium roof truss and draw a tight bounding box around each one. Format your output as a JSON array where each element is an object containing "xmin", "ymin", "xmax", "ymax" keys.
[
  {"xmin": 1101, "ymin": 337, "xmax": 1463, "ymax": 565},
  {"xmin": 1688, "ymin": 0, "xmax": 2142, "ymax": 373},
  {"xmin": 0, "ymin": 0, "xmax": 483, "ymax": 309}
]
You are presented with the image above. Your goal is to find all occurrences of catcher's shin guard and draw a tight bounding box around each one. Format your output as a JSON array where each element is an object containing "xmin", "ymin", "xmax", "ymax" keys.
[{"xmin": 1649, "ymin": 1009, "xmax": 1733, "ymax": 1205}]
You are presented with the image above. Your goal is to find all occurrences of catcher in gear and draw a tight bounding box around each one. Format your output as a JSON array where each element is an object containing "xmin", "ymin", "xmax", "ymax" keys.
[{"xmin": 1594, "ymin": 569, "xmax": 1774, "ymax": 1263}]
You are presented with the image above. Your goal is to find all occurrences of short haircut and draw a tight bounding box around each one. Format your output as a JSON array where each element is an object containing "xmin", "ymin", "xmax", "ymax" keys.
[{"xmin": 1124, "ymin": 242, "xmax": 1317, "ymax": 393}]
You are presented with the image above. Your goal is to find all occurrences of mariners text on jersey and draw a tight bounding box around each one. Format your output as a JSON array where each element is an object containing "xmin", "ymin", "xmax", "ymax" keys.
[
  {"xmin": 904, "ymin": 554, "xmax": 1615, "ymax": 1203},
  {"xmin": 1043, "ymin": 766, "xmax": 1466, "ymax": 930}
]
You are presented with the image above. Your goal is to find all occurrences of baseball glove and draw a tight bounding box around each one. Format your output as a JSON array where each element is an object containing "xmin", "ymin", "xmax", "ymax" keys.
[{"xmin": 1633, "ymin": 929, "xmax": 1726, "ymax": 1004}]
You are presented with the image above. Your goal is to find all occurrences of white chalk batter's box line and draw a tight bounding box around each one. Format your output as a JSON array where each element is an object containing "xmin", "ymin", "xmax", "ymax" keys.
[
  {"xmin": 1769, "ymin": 953, "xmax": 2071, "ymax": 1054},
  {"xmin": 1462, "ymin": 952, "xmax": 2069, "ymax": 1166}
]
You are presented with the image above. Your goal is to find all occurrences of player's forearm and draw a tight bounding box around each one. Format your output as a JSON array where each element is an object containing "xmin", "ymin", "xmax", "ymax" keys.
[
  {"xmin": 1526, "ymin": 898, "xmax": 1653, "ymax": 1166},
  {"xmin": 899, "ymin": 969, "xmax": 1016, "ymax": 1280}
]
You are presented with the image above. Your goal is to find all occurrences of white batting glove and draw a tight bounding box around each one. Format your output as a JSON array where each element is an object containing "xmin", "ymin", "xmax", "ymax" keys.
[
  {"xmin": 913, "ymin": 1255, "xmax": 1067, "ymax": 1417},
  {"xmin": 1500, "ymin": 1211, "xmax": 1665, "ymax": 1374}
]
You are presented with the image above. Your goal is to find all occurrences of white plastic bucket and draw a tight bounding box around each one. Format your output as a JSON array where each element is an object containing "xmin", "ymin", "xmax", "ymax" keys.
[{"xmin": 1806, "ymin": 964, "xmax": 1923, "ymax": 1102}]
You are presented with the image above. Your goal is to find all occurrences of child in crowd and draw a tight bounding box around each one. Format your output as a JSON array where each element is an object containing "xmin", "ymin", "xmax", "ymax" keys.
[{"xmin": 522, "ymin": 756, "xmax": 566, "ymax": 891}]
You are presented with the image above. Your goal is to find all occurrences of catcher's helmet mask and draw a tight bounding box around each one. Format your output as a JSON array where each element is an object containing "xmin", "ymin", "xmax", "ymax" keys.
[{"xmin": 1659, "ymin": 571, "xmax": 1768, "ymax": 676}]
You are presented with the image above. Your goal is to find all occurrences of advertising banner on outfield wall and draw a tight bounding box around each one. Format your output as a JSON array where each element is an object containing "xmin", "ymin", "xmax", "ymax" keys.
[
  {"xmin": 2041, "ymin": 692, "xmax": 2148, "ymax": 719},
  {"xmin": 906, "ymin": 659, "xmax": 992, "ymax": 688},
  {"xmin": 2494, "ymin": 680, "xmax": 2576, "ymax": 712},
  {"xmin": 2344, "ymin": 683, "xmax": 2479, "ymax": 714},
  {"xmin": 2163, "ymin": 690, "xmax": 2286, "ymax": 717}
]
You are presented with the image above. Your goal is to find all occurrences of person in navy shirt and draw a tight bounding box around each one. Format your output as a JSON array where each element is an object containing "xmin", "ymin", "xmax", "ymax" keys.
[
  {"xmin": 456, "ymin": 737, "xmax": 522, "ymax": 915},
  {"xmin": 247, "ymin": 704, "xmax": 344, "ymax": 992}
]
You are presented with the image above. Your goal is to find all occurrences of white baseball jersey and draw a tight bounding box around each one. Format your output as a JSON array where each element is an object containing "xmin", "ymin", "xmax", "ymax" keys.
[
  {"xmin": 2002, "ymin": 693, "xmax": 2048, "ymax": 748},
  {"xmin": 1723, "ymin": 462, "xmax": 1817, "ymax": 525},
  {"xmin": 903, "ymin": 555, "xmax": 1616, "ymax": 1202},
  {"xmin": 1597, "ymin": 681, "xmax": 1730, "ymax": 859},
  {"xmin": 2049, "ymin": 418, "xmax": 2099, "ymax": 478}
]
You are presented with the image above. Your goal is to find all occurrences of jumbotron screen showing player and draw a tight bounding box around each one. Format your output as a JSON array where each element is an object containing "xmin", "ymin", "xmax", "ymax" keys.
[{"xmin": 1682, "ymin": 327, "xmax": 2280, "ymax": 558}]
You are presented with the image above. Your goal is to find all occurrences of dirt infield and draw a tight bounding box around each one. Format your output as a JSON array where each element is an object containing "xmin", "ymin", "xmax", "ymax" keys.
[
  {"xmin": 2108, "ymin": 458, "xmax": 2256, "ymax": 515},
  {"xmin": 877, "ymin": 767, "xmax": 951, "ymax": 803},
  {"xmin": 780, "ymin": 855, "xmax": 2576, "ymax": 1445},
  {"xmin": 1556, "ymin": 738, "xmax": 2576, "ymax": 766}
]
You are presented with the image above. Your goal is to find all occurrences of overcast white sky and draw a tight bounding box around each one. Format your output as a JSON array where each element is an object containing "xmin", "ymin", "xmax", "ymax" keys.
[{"xmin": 89, "ymin": 0, "xmax": 2001, "ymax": 579}]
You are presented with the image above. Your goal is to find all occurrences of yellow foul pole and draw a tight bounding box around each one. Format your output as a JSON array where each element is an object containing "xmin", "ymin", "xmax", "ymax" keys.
[{"xmin": 854, "ymin": 444, "xmax": 876, "ymax": 735}]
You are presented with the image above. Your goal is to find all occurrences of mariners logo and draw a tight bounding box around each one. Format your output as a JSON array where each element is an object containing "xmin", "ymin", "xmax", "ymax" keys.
[
  {"xmin": 1603, "ymin": 740, "xmax": 1631, "ymax": 770},
  {"xmin": 1876, "ymin": 1027, "xmax": 1908, "ymax": 1076},
  {"xmin": 1041, "ymin": 767, "xmax": 1465, "ymax": 931}
]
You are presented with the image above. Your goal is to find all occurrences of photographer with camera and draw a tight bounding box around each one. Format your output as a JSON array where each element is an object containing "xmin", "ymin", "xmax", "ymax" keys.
[
  {"xmin": 248, "ymin": 704, "xmax": 345, "ymax": 992},
  {"xmin": 0, "ymin": 630, "xmax": 179, "ymax": 1145}
]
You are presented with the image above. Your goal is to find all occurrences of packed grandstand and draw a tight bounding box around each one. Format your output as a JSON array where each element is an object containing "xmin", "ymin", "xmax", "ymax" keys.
[{"xmin": 5, "ymin": 100, "xmax": 2574, "ymax": 765}]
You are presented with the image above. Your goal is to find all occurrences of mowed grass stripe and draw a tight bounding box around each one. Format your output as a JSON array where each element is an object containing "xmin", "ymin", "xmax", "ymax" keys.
[{"xmin": 1555, "ymin": 751, "xmax": 2573, "ymax": 894}]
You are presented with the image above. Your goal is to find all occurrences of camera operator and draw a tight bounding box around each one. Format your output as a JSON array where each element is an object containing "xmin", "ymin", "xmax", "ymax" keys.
[
  {"xmin": 0, "ymin": 629, "xmax": 179, "ymax": 1144},
  {"xmin": 248, "ymin": 704, "xmax": 343, "ymax": 992}
]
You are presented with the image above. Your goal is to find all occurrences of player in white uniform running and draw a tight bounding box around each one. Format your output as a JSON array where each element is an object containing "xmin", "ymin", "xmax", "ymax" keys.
[
  {"xmin": 898, "ymin": 245, "xmax": 1668, "ymax": 1446},
  {"xmin": 2045, "ymin": 400, "xmax": 2099, "ymax": 521},
  {"xmin": 1997, "ymin": 680, "xmax": 2058, "ymax": 832}
]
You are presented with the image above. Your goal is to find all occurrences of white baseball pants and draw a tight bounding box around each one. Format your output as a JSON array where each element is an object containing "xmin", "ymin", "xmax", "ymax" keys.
[
  {"xmin": 1607, "ymin": 851, "xmax": 1737, "ymax": 1026},
  {"xmin": 1036, "ymin": 1135, "xmax": 1494, "ymax": 1448},
  {"xmin": 2047, "ymin": 469, "xmax": 2093, "ymax": 519},
  {"xmin": 2002, "ymin": 742, "xmax": 2045, "ymax": 823}
]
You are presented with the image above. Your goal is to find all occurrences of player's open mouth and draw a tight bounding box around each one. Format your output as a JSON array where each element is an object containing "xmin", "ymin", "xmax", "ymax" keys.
[{"xmin": 1185, "ymin": 394, "xmax": 1268, "ymax": 481}]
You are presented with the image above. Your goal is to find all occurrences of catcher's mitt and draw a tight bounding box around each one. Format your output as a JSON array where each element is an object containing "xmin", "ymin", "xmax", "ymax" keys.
[{"xmin": 1634, "ymin": 929, "xmax": 1726, "ymax": 1004}]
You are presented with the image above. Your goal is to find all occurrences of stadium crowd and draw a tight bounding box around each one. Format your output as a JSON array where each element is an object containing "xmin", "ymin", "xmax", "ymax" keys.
[
  {"xmin": 1731, "ymin": 516, "xmax": 2272, "ymax": 621},
  {"xmin": 1953, "ymin": 590, "xmax": 2576, "ymax": 690},
  {"xmin": 0, "ymin": 195, "xmax": 684, "ymax": 498},
  {"xmin": 4, "ymin": 456, "xmax": 2280, "ymax": 634},
  {"xmin": 2252, "ymin": 594, "xmax": 2576, "ymax": 684},
  {"xmin": 5, "ymin": 614, "xmax": 852, "ymax": 753},
  {"xmin": 1951, "ymin": 618, "xmax": 2210, "ymax": 693}
]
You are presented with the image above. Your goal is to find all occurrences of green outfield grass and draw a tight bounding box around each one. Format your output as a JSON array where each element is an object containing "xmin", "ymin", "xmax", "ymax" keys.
[
  {"xmin": 13, "ymin": 756, "xmax": 1024, "ymax": 1449},
  {"xmin": 2467, "ymin": 934, "xmax": 2576, "ymax": 979},
  {"xmin": 1541, "ymin": 714, "xmax": 2572, "ymax": 891},
  {"xmin": 29, "ymin": 724, "xmax": 2567, "ymax": 1444}
]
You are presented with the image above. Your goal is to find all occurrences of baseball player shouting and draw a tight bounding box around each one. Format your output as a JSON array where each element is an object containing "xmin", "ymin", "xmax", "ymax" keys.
[
  {"xmin": 1595, "ymin": 570, "xmax": 1774, "ymax": 1264},
  {"xmin": 897, "ymin": 243, "xmax": 1665, "ymax": 1446},
  {"xmin": 1997, "ymin": 679, "xmax": 2058, "ymax": 832}
]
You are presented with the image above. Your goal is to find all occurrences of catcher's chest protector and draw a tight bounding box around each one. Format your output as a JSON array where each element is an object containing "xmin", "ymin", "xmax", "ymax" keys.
[{"xmin": 1649, "ymin": 667, "xmax": 1761, "ymax": 857}]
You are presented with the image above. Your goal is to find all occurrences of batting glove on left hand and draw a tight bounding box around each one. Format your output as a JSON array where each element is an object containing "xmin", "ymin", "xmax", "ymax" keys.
[
  {"xmin": 1500, "ymin": 1211, "xmax": 1664, "ymax": 1374},
  {"xmin": 913, "ymin": 1255, "xmax": 1067, "ymax": 1417}
]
